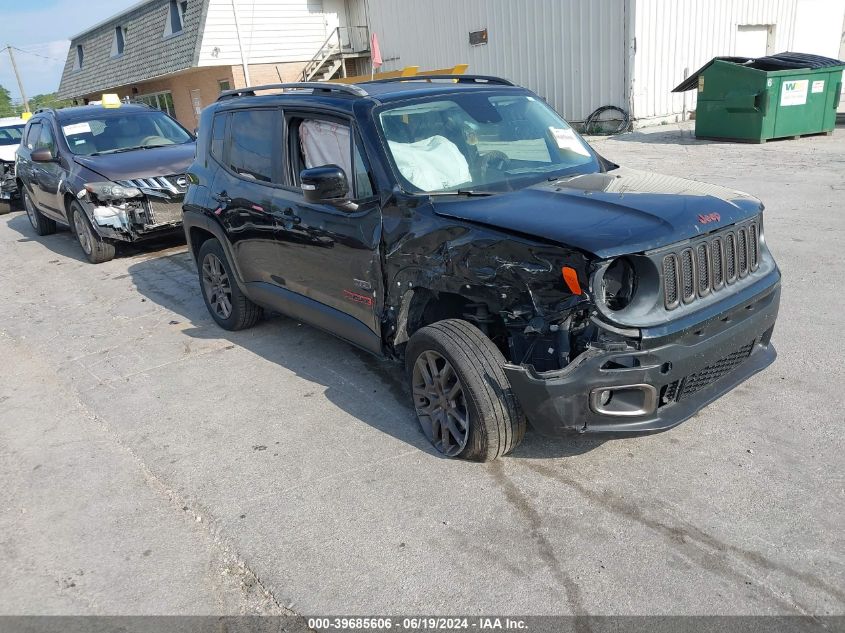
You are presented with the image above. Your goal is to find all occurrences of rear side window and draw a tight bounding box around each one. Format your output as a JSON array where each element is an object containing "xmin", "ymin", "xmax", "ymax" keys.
[
  {"xmin": 210, "ymin": 113, "xmax": 227, "ymax": 162},
  {"xmin": 228, "ymin": 109, "xmax": 279, "ymax": 183}
]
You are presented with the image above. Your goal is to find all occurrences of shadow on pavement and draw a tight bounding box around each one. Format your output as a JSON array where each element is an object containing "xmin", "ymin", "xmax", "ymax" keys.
[
  {"xmin": 126, "ymin": 249, "xmax": 605, "ymax": 461},
  {"xmin": 4, "ymin": 211, "xmax": 186, "ymax": 264}
]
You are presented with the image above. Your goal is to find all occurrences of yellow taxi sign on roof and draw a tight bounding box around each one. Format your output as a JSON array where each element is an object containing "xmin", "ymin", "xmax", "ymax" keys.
[
  {"xmin": 21, "ymin": 111, "xmax": 32, "ymax": 121},
  {"xmin": 101, "ymin": 93, "xmax": 122, "ymax": 108}
]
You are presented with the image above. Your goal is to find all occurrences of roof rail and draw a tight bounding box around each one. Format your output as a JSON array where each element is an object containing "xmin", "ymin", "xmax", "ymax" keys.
[
  {"xmin": 218, "ymin": 82, "xmax": 368, "ymax": 101},
  {"xmin": 367, "ymin": 74, "xmax": 515, "ymax": 86}
]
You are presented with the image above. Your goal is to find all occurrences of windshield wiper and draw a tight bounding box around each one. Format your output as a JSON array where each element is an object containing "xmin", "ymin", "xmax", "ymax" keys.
[
  {"xmin": 428, "ymin": 189, "xmax": 496, "ymax": 197},
  {"xmin": 89, "ymin": 146, "xmax": 151, "ymax": 156},
  {"xmin": 89, "ymin": 143, "xmax": 177, "ymax": 156}
]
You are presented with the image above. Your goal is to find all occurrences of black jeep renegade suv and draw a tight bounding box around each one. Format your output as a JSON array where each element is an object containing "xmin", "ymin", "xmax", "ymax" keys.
[{"xmin": 183, "ymin": 76, "xmax": 780, "ymax": 461}]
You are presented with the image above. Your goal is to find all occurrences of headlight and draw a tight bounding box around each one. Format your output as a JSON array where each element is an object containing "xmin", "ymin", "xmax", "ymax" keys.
[
  {"xmin": 601, "ymin": 257, "xmax": 637, "ymax": 311},
  {"xmin": 83, "ymin": 181, "xmax": 142, "ymax": 200}
]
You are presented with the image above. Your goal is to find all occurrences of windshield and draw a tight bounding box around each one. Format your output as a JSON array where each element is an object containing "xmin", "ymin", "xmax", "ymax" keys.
[
  {"xmin": 60, "ymin": 110, "xmax": 193, "ymax": 156},
  {"xmin": 377, "ymin": 92, "xmax": 598, "ymax": 194},
  {"xmin": 0, "ymin": 124, "xmax": 24, "ymax": 147}
]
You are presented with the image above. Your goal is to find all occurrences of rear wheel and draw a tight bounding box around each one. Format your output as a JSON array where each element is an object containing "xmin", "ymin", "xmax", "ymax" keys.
[
  {"xmin": 23, "ymin": 189, "xmax": 56, "ymax": 236},
  {"xmin": 69, "ymin": 201, "xmax": 115, "ymax": 264},
  {"xmin": 197, "ymin": 238, "xmax": 262, "ymax": 330},
  {"xmin": 406, "ymin": 319, "xmax": 526, "ymax": 461}
]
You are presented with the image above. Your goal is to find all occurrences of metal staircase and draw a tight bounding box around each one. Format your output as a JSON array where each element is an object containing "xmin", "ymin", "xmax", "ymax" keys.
[{"xmin": 301, "ymin": 26, "xmax": 370, "ymax": 82}]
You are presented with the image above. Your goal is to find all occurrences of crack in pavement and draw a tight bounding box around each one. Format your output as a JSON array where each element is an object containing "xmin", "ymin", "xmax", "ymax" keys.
[{"xmin": 522, "ymin": 462, "xmax": 841, "ymax": 616}]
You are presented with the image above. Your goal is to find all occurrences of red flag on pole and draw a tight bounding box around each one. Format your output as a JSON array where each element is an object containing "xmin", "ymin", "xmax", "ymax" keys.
[{"xmin": 370, "ymin": 32, "xmax": 382, "ymax": 79}]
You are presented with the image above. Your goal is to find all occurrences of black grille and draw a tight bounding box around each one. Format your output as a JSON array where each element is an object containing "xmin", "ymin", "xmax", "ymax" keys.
[
  {"xmin": 725, "ymin": 233, "xmax": 737, "ymax": 282},
  {"xmin": 696, "ymin": 243, "xmax": 710, "ymax": 296},
  {"xmin": 711, "ymin": 238, "xmax": 724, "ymax": 288},
  {"xmin": 663, "ymin": 255, "xmax": 679, "ymax": 307},
  {"xmin": 681, "ymin": 249, "xmax": 695, "ymax": 303},
  {"xmin": 677, "ymin": 341, "xmax": 755, "ymax": 400},
  {"xmin": 737, "ymin": 228, "xmax": 748, "ymax": 277},
  {"xmin": 662, "ymin": 219, "xmax": 760, "ymax": 310},
  {"xmin": 749, "ymin": 224, "xmax": 759, "ymax": 271}
]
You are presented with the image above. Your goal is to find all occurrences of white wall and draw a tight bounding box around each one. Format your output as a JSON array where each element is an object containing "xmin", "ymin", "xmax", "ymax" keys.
[
  {"xmin": 362, "ymin": 0, "xmax": 629, "ymax": 123},
  {"xmin": 632, "ymin": 0, "xmax": 845, "ymax": 123},
  {"xmin": 198, "ymin": 0, "xmax": 330, "ymax": 66},
  {"xmin": 792, "ymin": 0, "xmax": 845, "ymax": 58}
]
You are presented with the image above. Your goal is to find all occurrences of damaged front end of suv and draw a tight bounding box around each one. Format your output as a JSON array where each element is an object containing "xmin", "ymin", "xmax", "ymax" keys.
[
  {"xmin": 74, "ymin": 175, "xmax": 189, "ymax": 242},
  {"xmin": 374, "ymin": 88, "xmax": 780, "ymax": 441}
]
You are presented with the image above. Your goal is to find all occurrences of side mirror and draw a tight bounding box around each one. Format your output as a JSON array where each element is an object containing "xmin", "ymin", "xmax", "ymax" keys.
[
  {"xmin": 31, "ymin": 148, "xmax": 55, "ymax": 163},
  {"xmin": 300, "ymin": 165, "xmax": 350, "ymax": 206}
]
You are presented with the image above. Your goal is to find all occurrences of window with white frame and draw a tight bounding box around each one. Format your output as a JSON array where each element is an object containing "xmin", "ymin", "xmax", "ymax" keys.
[
  {"xmin": 111, "ymin": 26, "xmax": 126, "ymax": 57},
  {"xmin": 135, "ymin": 91, "xmax": 176, "ymax": 118},
  {"xmin": 164, "ymin": 0, "xmax": 188, "ymax": 37}
]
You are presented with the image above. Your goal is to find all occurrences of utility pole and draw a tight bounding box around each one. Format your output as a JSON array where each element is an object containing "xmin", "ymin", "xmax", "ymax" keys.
[{"xmin": 5, "ymin": 46, "xmax": 31, "ymax": 113}]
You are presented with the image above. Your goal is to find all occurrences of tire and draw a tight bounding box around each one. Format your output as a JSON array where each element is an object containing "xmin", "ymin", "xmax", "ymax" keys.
[
  {"xmin": 22, "ymin": 189, "xmax": 56, "ymax": 236},
  {"xmin": 69, "ymin": 201, "xmax": 115, "ymax": 264},
  {"xmin": 197, "ymin": 238, "xmax": 262, "ymax": 331},
  {"xmin": 406, "ymin": 319, "xmax": 527, "ymax": 461}
]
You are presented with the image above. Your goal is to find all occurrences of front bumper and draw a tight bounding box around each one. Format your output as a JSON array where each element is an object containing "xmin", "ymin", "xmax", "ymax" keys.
[
  {"xmin": 0, "ymin": 162, "xmax": 17, "ymax": 200},
  {"xmin": 504, "ymin": 272, "xmax": 780, "ymax": 436}
]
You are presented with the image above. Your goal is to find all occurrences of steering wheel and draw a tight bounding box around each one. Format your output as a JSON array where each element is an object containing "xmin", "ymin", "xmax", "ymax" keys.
[
  {"xmin": 479, "ymin": 150, "xmax": 511, "ymax": 177},
  {"xmin": 139, "ymin": 135, "xmax": 173, "ymax": 147}
]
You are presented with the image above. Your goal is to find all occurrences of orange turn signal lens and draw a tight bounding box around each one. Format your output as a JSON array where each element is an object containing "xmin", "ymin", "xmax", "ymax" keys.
[{"xmin": 562, "ymin": 266, "xmax": 583, "ymax": 295}]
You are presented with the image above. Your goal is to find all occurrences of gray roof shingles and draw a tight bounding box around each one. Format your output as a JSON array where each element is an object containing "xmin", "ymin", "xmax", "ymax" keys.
[{"xmin": 58, "ymin": 0, "xmax": 206, "ymax": 99}]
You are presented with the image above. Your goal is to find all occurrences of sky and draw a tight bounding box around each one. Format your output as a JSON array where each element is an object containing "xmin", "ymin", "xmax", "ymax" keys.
[{"xmin": 0, "ymin": 0, "xmax": 140, "ymax": 100}]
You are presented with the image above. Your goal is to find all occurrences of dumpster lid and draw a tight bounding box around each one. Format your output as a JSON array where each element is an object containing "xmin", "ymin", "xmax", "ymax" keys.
[{"xmin": 672, "ymin": 52, "xmax": 845, "ymax": 92}]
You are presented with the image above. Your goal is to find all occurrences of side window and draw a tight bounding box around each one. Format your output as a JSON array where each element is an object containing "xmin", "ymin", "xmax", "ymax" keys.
[
  {"xmin": 353, "ymin": 142, "xmax": 374, "ymax": 198},
  {"xmin": 36, "ymin": 124, "xmax": 57, "ymax": 153},
  {"xmin": 25, "ymin": 123, "xmax": 42, "ymax": 150},
  {"xmin": 298, "ymin": 118, "xmax": 351, "ymax": 187},
  {"xmin": 228, "ymin": 109, "xmax": 278, "ymax": 183},
  {"xmin": 210, "ymin": 113, "xmax": 227, "ymax": 162}
]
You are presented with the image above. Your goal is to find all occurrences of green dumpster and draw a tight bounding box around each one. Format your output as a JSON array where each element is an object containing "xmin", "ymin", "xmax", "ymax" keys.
[{"xmin": 672, "ymin": 52, "xmax": 845, "ymax": 143}]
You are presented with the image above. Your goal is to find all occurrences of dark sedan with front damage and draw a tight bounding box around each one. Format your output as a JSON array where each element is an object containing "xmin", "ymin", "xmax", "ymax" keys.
[{"xmin": 16, "ymin": 103, "xmax": 195, "ymax": 263}]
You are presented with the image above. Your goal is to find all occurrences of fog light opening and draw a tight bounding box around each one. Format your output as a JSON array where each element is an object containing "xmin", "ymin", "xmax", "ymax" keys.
[{"xmin": 590, "ymin": 384, "xmax": 658, "ymax": 417}]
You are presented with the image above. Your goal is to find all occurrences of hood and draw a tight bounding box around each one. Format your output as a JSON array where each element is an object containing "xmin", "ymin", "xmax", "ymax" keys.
[
  {"xmin": 0, "ymin": 145, "xmax": 18, "ymax": 162},
  {"xmin": 73, "ymin": 142, "xmax": 195, "ymax": 180},
  {"xmin": 431, "ymin": 167, "xmax": 763, "ymax": 258}
]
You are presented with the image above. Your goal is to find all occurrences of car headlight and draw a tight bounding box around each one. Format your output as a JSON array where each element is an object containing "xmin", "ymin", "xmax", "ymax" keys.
[
  {"xmin": 601, "ymin": 257, "xmax": 637, "ymax": 311},
  {"xmin": 83, "ymin": 181, "xmax": 142, "ymax": 200}
]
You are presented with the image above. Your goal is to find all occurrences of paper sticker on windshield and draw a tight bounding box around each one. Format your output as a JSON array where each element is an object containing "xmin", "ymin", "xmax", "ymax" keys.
[
  {"xmin": 549, "ymin": 127, "xmax": 590, "ymax": 157},
  {"xmin": 62, "ymin": 122, "xmax": 91, "ymax": 136}
]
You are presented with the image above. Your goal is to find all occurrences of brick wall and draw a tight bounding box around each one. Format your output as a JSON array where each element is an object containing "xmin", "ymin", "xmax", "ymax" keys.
[
  {"xmin": 77, "ymin": 66, "xmax": 236, "ymax": 129},
  {"xmin": 231, "ymin": 61, "xmax": 309, "ymax": 87}
]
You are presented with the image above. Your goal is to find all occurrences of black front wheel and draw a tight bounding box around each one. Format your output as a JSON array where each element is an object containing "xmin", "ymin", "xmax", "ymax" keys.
[
  {"xmin": 197, "ymin": 238, "xmax": 262, "ymax": 330},
  {"xmin": 406, "ymin": 319, "xmax": 527, "ymax": 461}
]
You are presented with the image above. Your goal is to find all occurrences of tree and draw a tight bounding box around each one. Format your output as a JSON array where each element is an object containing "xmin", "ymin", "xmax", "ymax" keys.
[
  {"xmin": 0, "ymin": 85, "xmax": 15, "ymax": 117},
  {"xmin": 29, "ymin": 92, "xmax": 73, "ymax": 111}
]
